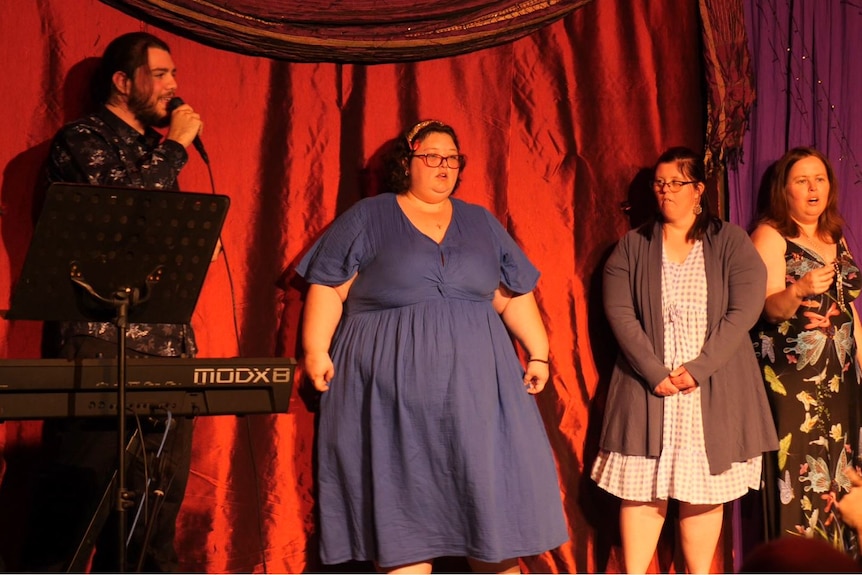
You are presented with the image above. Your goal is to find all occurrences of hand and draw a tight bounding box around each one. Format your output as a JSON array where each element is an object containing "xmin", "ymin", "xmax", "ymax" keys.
[
  {"xmin": 793, "ymin": 263, "xmax": 836, "ymax": 298},
  {"xmin": 303, "ymin": 350, "xmax": 334, "ymax": 392},
  {"xmin": 166, "ymin": 101, "xmax": 203, "ymax": 149},
  {"xmin": 837, "ymin": 467, "xmax": 862, "ymax": 530},
  {"xmin": 653, "ymin": 377, "xmax": 678, "ymax": 397},
  {"xmin": 523, "ymin": 361, "xmax": 549, "ymax": 395},
  {"xmin": 669, "ymin": 365, "xmax": 698, "ymax": 394}
]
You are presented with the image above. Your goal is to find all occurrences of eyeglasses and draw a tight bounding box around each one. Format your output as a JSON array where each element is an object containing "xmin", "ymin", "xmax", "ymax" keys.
[
  {"xmin": 652, "ymin": 179, "xmax": 696, "ymax": 192},
  {"xmin": 412, "ymin": 153, "xmax": 465, "ymax": 169}
]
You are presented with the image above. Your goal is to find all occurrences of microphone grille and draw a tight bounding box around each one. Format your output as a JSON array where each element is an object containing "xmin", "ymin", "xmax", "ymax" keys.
[{"xmin": 167, "ymin": 97, "xmax": 185, "ymax": 113}]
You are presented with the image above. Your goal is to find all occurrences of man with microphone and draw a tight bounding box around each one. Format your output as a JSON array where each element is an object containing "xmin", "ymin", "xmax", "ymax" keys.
[{"xmin": 21, "ymin": 31, "xmax": 205, "ymax": 573}]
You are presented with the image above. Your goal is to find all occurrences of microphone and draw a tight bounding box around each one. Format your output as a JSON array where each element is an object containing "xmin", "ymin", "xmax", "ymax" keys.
[{"xmin": 167, "ymin": 97, "xmax": 209, "ymax": 164}]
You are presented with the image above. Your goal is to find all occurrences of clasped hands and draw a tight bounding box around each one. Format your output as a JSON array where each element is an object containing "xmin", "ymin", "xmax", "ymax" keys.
[{"xmin": 653, "ymin": 365, "xmax": 697, "ymax": 397}]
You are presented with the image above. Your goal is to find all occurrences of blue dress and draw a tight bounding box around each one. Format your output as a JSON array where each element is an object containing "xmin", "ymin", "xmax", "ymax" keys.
[{"xmin": 296, "ymin": 193, "xmax": 568, "ymax": 567}]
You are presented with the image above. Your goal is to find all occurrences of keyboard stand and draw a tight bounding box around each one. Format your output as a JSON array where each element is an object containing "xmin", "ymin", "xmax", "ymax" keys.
[{"xmin": 68, "ymin": 430, "xmax": 141, "ymax": 573}]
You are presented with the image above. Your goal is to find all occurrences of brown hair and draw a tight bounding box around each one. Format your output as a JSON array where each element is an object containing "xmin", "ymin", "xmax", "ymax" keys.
[{"xmin": 758, "ymin": 146, "xmax": 844, "ymax": 242}]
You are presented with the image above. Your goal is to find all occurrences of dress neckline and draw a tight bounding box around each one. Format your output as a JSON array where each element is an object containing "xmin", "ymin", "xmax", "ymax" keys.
[
  {"xmin": 785, "ymin": 237, "xmax": 839, "ymax": 264},
  {"xmin": 393, "ymin": 193, "xmax": 453, "ymax": 245}
]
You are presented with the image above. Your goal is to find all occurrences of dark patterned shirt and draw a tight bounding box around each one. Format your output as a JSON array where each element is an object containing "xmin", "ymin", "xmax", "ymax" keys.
[{"xmin": 45, "ymin": 106, "xmax": 197, "ymax": 357}]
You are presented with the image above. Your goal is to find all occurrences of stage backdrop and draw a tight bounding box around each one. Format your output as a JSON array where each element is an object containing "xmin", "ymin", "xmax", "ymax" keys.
[
  {"xmin": 0, "ymin": 0, "xmax": 745, "ymax": 572},
  {"xmin": 728, "ymin": 1, "xmax": 862, "ymax": 240}
]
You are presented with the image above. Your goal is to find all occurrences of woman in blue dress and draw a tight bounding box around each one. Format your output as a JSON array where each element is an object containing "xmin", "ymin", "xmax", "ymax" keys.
[{"xmin": 297, "ymin": 120, "xmax": 567, "ymax": 573}]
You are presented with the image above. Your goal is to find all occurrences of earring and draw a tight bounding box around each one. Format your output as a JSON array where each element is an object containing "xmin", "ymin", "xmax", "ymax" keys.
[
  {"xmin": 404, "ymin": 169, "xmax": 409, "ymax": 176},
  {"xmin": 693, "ymin": 201, "xmax": 703, "ymax": 215}
]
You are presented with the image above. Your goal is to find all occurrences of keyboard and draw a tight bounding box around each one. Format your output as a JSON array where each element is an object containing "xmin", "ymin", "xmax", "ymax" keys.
[{"xmin": 0, "ymin": 357, "xmax": 296, "ymax": 419}]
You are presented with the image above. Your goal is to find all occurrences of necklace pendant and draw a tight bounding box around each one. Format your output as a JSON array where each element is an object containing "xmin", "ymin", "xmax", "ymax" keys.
[{"xmin": 834, "ymin": 261, "xmax": 848, "ymax": 314}]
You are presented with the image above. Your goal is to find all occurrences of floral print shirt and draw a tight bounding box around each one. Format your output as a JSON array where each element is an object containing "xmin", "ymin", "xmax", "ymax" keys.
[{"xmin": 45, "ymin": 106, "xmax": 196, "ymax": 357}]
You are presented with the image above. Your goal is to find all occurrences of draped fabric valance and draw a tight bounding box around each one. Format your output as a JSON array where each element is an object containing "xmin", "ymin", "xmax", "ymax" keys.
[{"xmin": 98, "ymin": 0, "xmax": 595, "ymax": 63}]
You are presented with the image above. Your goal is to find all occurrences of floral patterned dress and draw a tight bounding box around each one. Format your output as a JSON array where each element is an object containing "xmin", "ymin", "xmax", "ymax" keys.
[{"xmin": 753, "ymin": 238, "xmax": 862, "ymax": 553}]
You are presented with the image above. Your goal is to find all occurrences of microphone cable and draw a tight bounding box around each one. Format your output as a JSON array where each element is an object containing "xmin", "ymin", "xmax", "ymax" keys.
[
  {"xmin": 129, "ymin": 412, "xmax": 173, "ymax": 571},
  {"xmin": 193, "ymin": 121, "xmax": 268, "ymax": 573},
  {"xmin": 199, "ymin": 147, "xmax": 242, "ymax": 356},
  {"xmin": 169, "ymin": 96, "xmax": 241, "ymax": 351}
]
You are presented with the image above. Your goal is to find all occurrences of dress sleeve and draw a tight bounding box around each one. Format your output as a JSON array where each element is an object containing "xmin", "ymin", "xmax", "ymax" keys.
[
  {"xmin": 482, "ymin": 208, "xmax": 540, "ymax": 294},
  {"xmin": 296, "ymin": 201, "xmax": 369, "ymax": 286}
]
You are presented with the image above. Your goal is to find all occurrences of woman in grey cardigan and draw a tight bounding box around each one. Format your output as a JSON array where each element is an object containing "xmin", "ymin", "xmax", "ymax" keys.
[{"xmin": 591, "ymin": 147, "xmax": 778, "ymax": 573}]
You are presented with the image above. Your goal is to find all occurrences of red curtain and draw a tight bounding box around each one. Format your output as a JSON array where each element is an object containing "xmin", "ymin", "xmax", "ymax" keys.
[{"xmin": 0, "ymin": 0, "xmax": 735, "ymax": 572}]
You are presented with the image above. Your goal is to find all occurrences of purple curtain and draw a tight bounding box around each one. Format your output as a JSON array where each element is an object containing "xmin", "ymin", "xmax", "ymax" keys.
[
  {"xmin": 729, "ymin": 0, "xmax": 862, "ymax": 255},
  {"xmin": 727, "ymin": 2, "xmax": 862, "ymax": 570}
]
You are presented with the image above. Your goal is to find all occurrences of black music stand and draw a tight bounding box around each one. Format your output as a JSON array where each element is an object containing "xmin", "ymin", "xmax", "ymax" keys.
[{"xmin": 5, "ymin": 182, "xmax": 229, "ymax": 572}]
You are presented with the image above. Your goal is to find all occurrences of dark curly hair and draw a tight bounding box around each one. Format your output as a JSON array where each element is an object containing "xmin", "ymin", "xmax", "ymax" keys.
[{"xmin": 385, "ymin": 120, "xmax": 466, "ymax": 194}]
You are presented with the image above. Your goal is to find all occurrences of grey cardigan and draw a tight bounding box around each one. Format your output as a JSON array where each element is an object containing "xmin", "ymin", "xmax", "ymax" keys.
[{"xmin": 599, "ymin": 220, "xmax": 778, "ymax": 475}]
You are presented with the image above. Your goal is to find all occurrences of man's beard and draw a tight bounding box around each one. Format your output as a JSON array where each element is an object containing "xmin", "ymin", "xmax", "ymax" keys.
[{"xmin": 128, "ymin": 88, "xmax": 170, "ymax": 129}]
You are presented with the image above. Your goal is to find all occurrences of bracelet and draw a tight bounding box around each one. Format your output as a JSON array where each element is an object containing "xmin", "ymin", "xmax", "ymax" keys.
[{"xmin": 528, "ymin": 358, "xmax": 549, "ymax": 364}]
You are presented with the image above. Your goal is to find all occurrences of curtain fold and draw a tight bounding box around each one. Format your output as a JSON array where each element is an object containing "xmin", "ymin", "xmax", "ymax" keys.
[{"xmin": 699, "ymin": 0, "xmax": 756, "ymax": 179}]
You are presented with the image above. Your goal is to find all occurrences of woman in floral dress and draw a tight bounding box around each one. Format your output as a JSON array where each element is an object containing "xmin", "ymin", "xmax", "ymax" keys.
[{"xmin": 751, "ymin": 146, "xmax": 862, "ymax": 555}]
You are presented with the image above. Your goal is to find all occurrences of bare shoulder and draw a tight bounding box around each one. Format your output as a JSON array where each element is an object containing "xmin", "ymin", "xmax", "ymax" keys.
[{"xmin": 750, "ymin": 222, "xmax": 785, "ymax": 252}]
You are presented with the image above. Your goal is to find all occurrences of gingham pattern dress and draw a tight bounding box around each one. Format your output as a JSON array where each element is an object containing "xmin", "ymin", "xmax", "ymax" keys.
[{"xmin": 592, "ymin": 240, "xmax": 762, "ymax": 504}]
